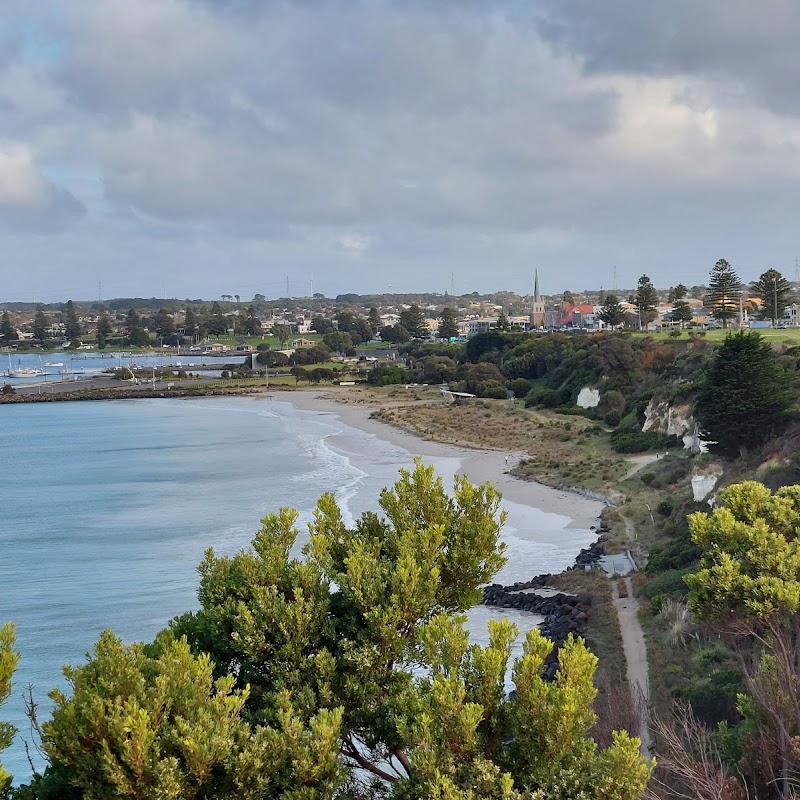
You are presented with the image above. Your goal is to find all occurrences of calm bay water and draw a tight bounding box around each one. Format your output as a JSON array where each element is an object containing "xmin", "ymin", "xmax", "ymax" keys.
[{"xmin": 0, "ymin": 396, "xmax": 595, "ymax": 783}]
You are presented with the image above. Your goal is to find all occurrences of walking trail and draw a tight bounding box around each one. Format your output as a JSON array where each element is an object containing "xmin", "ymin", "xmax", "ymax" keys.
[{"xmin": 611, "ymin": 577, "xmax": 651, "ymax": 753}]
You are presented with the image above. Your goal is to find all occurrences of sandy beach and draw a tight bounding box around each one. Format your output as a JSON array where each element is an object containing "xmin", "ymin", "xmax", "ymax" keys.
[{"xmin": 283, "ymin": 389, "xmax": 605, "ymax": 534}]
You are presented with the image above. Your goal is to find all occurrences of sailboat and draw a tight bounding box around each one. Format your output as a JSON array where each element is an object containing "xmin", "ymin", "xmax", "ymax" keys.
[{"xmin": 7, "ymin": 354, "xmax": 45, "ymax": 378}]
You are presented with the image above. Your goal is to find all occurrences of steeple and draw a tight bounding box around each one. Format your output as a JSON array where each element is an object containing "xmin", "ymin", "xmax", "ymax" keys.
[{"xmin": 530, "ymin": 269, "xmax": 545, "ymax": 328}]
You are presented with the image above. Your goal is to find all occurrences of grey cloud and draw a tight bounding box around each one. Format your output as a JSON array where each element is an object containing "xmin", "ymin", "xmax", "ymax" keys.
[
  {"xmin": 3, "ymin": 0, "xmax": 800, "ymax": 299},
  {"xmin": 536, "ymin": 0, "xmax": 800, "ymax": 115}
]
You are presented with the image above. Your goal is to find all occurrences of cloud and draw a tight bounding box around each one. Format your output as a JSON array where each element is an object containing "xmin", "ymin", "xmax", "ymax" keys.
[
  {"xmin": 0, "ymin": 140, "xmax": 84, "ymax": 230},
  {"xmin": 2, "ymin": 0, "xmax": 800, "ymax": 297}
]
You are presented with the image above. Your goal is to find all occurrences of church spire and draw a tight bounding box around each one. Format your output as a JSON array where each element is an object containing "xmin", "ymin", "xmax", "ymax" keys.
[{"xmin": 530, "ymin": 269, "xmax": 545, "ymax": 328}]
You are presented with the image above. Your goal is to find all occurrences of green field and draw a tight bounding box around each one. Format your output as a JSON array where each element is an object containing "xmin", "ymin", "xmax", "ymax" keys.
[{"xmin": 633, "ymin": 328, "xmax": 800, "ymax": 344}]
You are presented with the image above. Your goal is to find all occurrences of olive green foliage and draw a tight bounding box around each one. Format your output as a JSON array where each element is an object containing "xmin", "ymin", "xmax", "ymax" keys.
[
  {"xmin": 0, "ymin": 624, "xmax": 19, "ymax": 791},
  {"xmin": 16, "ymin": 464, "xmax": 651, "ymax": 799},
  {"xmin": 695, "ymin": 332, "xmax": 794, "ymax": 456},
  {"xmin": 609, "ymin": 431, "xmax": 679, "ymax": 454},
  {"xmin": 688, "ymin": 481, "xmax": 800, "ymax": 796},
  {"xmin": 40, "ymin": 630, "xmax": 342, "ymax": 800},
  {"xmin": 367, "ymin": 364, "xmax": 408, "ymax": 385},
  {"xmin": 175, "ymin": 463, "xmax": 650, "ymax": 798}
]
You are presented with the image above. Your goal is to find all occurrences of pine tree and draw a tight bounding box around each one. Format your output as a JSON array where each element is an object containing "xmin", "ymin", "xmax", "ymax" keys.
[
  {"xmin": 184, "ymin": 307, "xmax": 198, "ymax": 338},
  {"xmin": 671, "ymin": 283, "xmax": 693, "ymax": 328},
  {"xmin": 0, "ymin": 312, "xmax": 18, "ymax": 342},
  {"xmin": 495, "ymin": 311, "xmax": 511, "ymax": 331},
  {"xmin": 64, "ymin": 300, "xmax": 81, "ymax": 341},
  {"xmin": 752, "ymin": 268, "xmax": 792, "ymax": 326},
  {"xmin": 399, "ymin": 304, "xmax": 428, "ymax": 338},
  {"xmin": 695, "ymin": 331, "xmax": 793, "ymax": 456},
  {"xmin": 96, "ymin": 311, "xmax": 113, "ymax": 349},
  {"xmin": 598, "ymin": 294, "xmax": 626, "ymax": 328},
  {"xmin": 32, "ymin": 311, "xmax": 49, "ymax": 343},
  {"xmin": 634, "ymin": 274, "xmax": 658, "ymax": 331},
  {"xmin": 368, "ymin": 307, "xmax": 382, "ymax": 335},
  {"xmin": 438, "ymin": 307, "xmax": 459, "ymax": 340},
  {"xmin": 704, "ymin": 259, "xmax": 741, "ymax": 328}
]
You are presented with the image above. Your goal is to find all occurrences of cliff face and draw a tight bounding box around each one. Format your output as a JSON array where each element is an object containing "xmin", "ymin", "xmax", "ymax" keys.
[{"xmin": 642, "ymin": 398, "xmax": 695, "ymax": 438}]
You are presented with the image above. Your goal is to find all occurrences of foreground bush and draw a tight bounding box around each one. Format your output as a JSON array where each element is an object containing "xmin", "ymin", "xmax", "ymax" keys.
[{"xmin": 8, "ymin": 463, "xmax": 651, "ymax": 799}]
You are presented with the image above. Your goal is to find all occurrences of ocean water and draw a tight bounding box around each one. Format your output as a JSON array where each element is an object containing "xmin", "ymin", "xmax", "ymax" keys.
[{"xmin": 0, "ymin": 396, "xmax": 597, "ymax": 783}]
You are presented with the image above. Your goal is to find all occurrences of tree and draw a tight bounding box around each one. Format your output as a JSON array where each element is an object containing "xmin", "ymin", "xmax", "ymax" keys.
[
  {"xmin": 64, "ymin": 300, "xmax": 81, "ymax": 341},
  {"xmin": 32, "ymin": 311, "xmax": 49, "ymax": 343},
  {"xmin": 380, "ymin": 324, "xmax": 411, "ymax": 344},
  {"xmin": 562, "ymin": 290, "xmax": 575, "ymax": 306},
  {"xmin": 311, "ymin": 316, "xmax": 335, "ymax": 335},
  {"xmin": 183, "ymin": 307, "xmax": 198, "ymax": 339},
  {"xmin": 752, "ymin": 268, "xmax": 792, "ymax": 327},
  {"xmin": 125, "ymin": 308, "xmax": 141, "ymax": 335},
  {"xmin": 399, "ymin": 305, "xmax": 428, "ymax": 338},
  {"xmin": 169, "ymin": 462, "xmax": 650, "ymax": 798},
  {"xmin": 334, "ymin": 311, "xmax": 357, "ymax": 333},
  {"xmin": 351, "ymin": 317, "xmax": 374, "ymax": 344},
  {"xmin": 207, "ymin": 302, "xmax": 228, "ymax": 336},
  {"xmin": 96, "ymin": 311, "xmax": 113, "ymax": 349},
  {"xmin": 154, "ymin": 308, "xmax": 175, "ymax": 339},
  {"xmin": 695, "ymin": 331, "xmax": 794, "ymax": 456},
  {"xmin": 129, "ymin": 327, "xmax": 152, "ymax": 348},
  {"xmin": 687, "ymin": 481, "xmax": 800, "ymax": 798},
  {"xmin": 438, "ymin": 307, "xmax": 459, "ymax": 340},
  {"xmin": 272, "ymin": 323, "xmax": 291, "ymax": 347},
  {"xmin": 242, "ymin": 306, "xmax": 261, "ymax": 336},
  {"xmin": 634, "ymin": 274, "xmax": 658, "ymax": 331},
  {"xmin": 705, "ymin": 258, "xmax": 741, "ymax": 328},
  {"xmin": 323, "ymin": 330, "xmax": 353, "ymax": 353},
  {"xmin": 39, "ymin": 630, "xmax": 342, "ymax": 800},
  {"xmin": 368, "ymin": 307, "xmax": 382, "ymax": 335},
  {"xmin": 670, "ymin": 283, "xmax": 693, "ymax": 328},
  {"xmin": 495, "ymin": 312, "xmax": 511, "ymax": 331},
  {"xmin": 0, "ymin": 313, "xmax": 18, "ymax": 342},
  {"xmin": 598, "ymin": 294, "xmax": 626, "ymax": 328},
  {"xmin": 0, "ymin": 623, "xmax": 19, "ymax": 791}
]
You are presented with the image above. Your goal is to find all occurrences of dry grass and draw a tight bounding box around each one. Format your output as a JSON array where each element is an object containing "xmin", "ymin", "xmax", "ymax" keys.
[
  {"xmin": 368, "ymin": 395, "xmax": 627, "ymax": 493},
  {"xmin": 549, "ymin": 570, "xmax": 627, "ymax": 686}
]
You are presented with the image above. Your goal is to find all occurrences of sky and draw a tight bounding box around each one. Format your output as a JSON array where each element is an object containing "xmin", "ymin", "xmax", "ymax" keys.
[{"xmin": 3, "ymin": 0, "xmax": 800, "ymax": 302}]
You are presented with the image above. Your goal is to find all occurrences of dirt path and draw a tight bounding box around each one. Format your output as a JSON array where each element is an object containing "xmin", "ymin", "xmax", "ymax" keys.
[
  {"xmin": 622, "ymin": 453, "xmax": 660, "ymax": 480},
  {"xmin": 612, "ymin": 576, "xmax": 652, "ymax": 754}
]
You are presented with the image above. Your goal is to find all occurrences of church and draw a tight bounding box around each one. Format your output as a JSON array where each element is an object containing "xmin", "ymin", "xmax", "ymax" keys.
[{"xmin": 530, "ymin": 270, "xmax": 545, "ymax": 328}]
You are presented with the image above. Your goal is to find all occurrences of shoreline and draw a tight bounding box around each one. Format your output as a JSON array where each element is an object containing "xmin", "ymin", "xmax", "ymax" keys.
[{"xmin": 281, "ymin": 389, "xmax": 605, "ymax": 532}]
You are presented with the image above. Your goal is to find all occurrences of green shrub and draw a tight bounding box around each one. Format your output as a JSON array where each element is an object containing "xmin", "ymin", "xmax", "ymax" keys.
[
  {"xmin": 506, "ymin": 378, "xmax": 533, "ymax": 398},
  {"xmin": 669, "ymin": 330, "xmax": 682, "ymax": 338},
  {"xmin": 657, "ymin": 499, "xmax": 674, "ymax": 517},
  {"xmin": 640, "ymin": 472, "xmax": 655, "ymax": 486},
  {"xmin": 610, "ymin": 430, "xmax": 680, "ymax": 453},
  {"xmin": 476, "ymin": 380, "xmax": 508, "ymax": 399},
  {"xmin": 640, "ymin": 568, "xmax": 694, "ymax": 600}
]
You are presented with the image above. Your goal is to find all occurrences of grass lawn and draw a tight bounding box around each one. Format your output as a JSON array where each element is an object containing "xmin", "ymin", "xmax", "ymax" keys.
[{"xmin": 633, "ymin": 328, "xmax": 800, "ymax": 344}]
